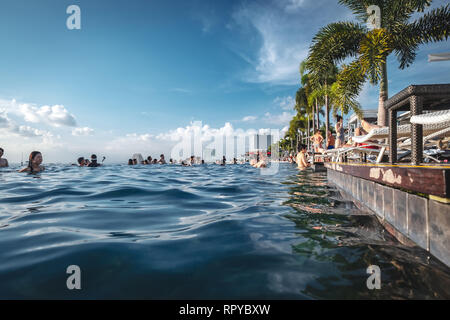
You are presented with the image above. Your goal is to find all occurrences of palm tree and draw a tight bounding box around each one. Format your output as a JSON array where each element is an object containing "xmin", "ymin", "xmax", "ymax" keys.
[
  {"xmin": 305, "ymin": 61, "xmax": 339, "ymax": 144},
  {"xmin": 330, "ymin": 82, "xmax": 363, "ymax": 119},
  {"xmin": 307, "ymin": 0, "xmax": 450, "ymax": 126}
]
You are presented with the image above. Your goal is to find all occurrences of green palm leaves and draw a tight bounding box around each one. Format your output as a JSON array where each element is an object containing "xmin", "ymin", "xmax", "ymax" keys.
[{"xmin": 306, "ymin": 0, "xmax": 450, "ymax": 125}]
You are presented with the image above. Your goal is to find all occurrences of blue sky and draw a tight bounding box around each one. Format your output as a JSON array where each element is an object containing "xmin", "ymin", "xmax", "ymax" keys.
[{"xmin": 0, "ymin": 0, "xmax": 449, "ymax": 162}]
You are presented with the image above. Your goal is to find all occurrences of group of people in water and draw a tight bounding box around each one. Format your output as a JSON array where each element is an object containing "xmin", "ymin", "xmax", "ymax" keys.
[
  {"xmin": 128, "ymin": 154, "xmax": 247, "ymax": 167},
  {"xmin": 77, "ymin": 154, "xmax": 103, "ymax": 167},
  {"xmin": 0, "ymin": 149, "xmax": 45, "ymax": 173}
]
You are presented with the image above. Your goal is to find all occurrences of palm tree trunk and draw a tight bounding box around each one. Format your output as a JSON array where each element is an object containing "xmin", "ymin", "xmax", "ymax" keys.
[
  {"xmin": 314, "ymin": 99, "xmax": 320, "ymax": 133},
  {"xmin": 312, "ymin": 103, "xmax": 316, "ymax": 133},
  {"xmin": 325, "ymin": 80, "xmax": 329, "ymax": 147},
  {"xmin": 378, "ymin": 60, "xmax": 388, "ymax": 126}
]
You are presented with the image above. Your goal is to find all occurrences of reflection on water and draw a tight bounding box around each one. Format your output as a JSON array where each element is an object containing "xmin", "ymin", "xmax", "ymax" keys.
[{"xmin": 0, "ymin": 163, "xmax": 449, "ymax": 299}]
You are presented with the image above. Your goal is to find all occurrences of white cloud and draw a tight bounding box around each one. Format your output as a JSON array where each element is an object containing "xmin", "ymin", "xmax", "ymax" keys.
[
  {"xmin": 264, "ymin": 111, "xmax": 295, "ymax": 125},
  {"xmin": 13, "ymin": 125, "xmax": 51, "ymax": 138},
  {"xmin": 274, "ymin": 96, "xmax": 295, "ymax": 110},
  {"xmin": 72, "ymin": 127, "xmax": 94, "ymax": 136},
  {"xmin": 0, "ymin": 110, "xmax": 11, "ymax": 128},
  {"xmin": 284, "ymin": 0, "xmax": 307, "ymax": 12},
  {"xmin": 242, "ymin": 115, "xmax": 258, "ymax": 122},
  {"xmin": 232, "ymin": 2, "xmax": 309, "ymax": 85},
  {"xmin": 19, "ymin": 104, "xmax": 77, "ymax": 127}
]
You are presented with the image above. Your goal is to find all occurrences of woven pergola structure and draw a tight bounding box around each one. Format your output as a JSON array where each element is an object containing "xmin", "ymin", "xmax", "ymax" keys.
[{"xmin": 385, "ymin": 84, "xmax": 450, "ymax": 164}]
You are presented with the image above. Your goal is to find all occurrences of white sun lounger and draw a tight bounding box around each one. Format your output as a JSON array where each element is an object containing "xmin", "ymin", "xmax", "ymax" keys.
[
  {"xmin": 352, "ymin": 121, "xmax": 450, "ymax": 144},
  {"xmin": 410, "ymin": 109, "xmax": 450, "ymax": 125}
]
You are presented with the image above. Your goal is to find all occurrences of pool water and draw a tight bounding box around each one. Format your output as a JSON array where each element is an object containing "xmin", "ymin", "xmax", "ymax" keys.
[{"xmin": 0, "ymin": 163, "xmax": 449, "ymax": 299}]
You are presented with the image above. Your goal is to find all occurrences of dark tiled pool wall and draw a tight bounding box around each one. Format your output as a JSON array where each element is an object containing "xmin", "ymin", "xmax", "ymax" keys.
[{"xmin": 328, "ymin": 169, "xmax": 450, "ymax": 268}]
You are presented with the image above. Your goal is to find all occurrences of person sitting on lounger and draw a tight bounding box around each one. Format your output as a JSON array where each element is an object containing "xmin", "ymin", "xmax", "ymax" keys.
[
  {"xmin": 353, "ymin": 120, "xmax": 383, "ymax": 148},
  {"xmin": 326, "ymin": 132, "xmax": 335, "ymax": 150},
  {"xmin": 296, "ymin": 144, "xmax": 310, "ymax": 170},
  {"xmin": 19, "ymin": 151, "xmax": 44, "ymax": 173},
  {"xmin": 0, "ymin": 148, "xmax": 9, "ymax": 167}
]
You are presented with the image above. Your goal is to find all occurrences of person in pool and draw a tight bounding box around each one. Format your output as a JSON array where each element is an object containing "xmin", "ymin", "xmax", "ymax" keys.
[
  {"xmin": 147, "ymin": 156, "xmax": 152, "ymax": 164},
  {"xmin": 190, "ymin": 156, "xmax": 196, "ymax": 165},
  {"xmin": 296, "ymin": 144, "xmax": 310, "ymax": 170},
  {"xmin": 88, "ymin": 154, "xmax": 101, "ymax": 167},
  {"xmin": 0, "ymin": 147, "xmax": 9, "ymax": 167},
  {"xmin": 159, "ymin": 154, "xmax": 166, "ymax": 164},
  {"xmin": 128, "ymin": 159, "xmax": 134, "ymax": 165},
  {"xmin": 19, "ymin": 151, "xmax": 44, "ymax": 173},
  {"xmin": 77, "ymin": 157, "xmax": 86, "ymax": 167}
]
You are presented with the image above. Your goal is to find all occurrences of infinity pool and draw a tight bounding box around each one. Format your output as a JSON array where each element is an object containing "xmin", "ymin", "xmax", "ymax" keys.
[{"xmin": 0, "ymin": 163, "xmax": 449, "ymax": 299}]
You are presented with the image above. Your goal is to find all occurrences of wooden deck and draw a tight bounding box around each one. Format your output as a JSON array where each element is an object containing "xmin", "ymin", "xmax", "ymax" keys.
[{"xmin": 324, "ymin": 162, "xmax": 450, "ymax": 198}]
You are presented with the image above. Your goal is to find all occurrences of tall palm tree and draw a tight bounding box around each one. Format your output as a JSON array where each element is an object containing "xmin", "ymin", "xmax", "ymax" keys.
[
  {"xmin": 298, "ymin": 61, "xmax": 316, "ymax": 132},
  {"xmin": 305, "ymin": 61, "xmax": 339, "ymax": 144},
  {"xmin": 307, "ymin": 0, "xmax": 450, "ymax": 126}
]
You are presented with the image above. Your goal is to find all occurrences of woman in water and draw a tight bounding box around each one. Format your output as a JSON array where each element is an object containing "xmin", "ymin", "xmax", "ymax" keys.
[{"xmin": 19, "ymin": 151, "xmax": 44, "ymax": 173}]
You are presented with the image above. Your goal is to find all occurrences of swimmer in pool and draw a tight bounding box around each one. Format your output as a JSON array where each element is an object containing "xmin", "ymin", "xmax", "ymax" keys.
[
  {"xmin": 88, "ymin": 154, "xmax": 101, "ymax": 167},
  {"xmin": 19, "ymin": 151, "xmax": 45, "ymax": 173},
  {"xmin": 296, "ymin": 144, "xmax": 310, "ymax": 170},
  {"xmin": 77, "ymin": 157, "xmax": 86, "ymax": 167},
  {"xmin": 0, "ymin": 148, "xmax": 9, "ymax": 167}
]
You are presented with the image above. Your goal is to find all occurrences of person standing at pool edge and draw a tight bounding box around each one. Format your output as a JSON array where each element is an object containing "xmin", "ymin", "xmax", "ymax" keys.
[
  {"xmin": 335, "ymin": 116, "xmax": 345, "ymax": 148},
  {"xmin": 19, "ymin": 151, "xmax": 44, "ymax": 173},
  {"xmin": 310, "ymin": 130, "xmax": 324, "ymax": 153},
  {"xmin": 0, "ymin": 148, "xmax": 8, "ymax": 167}
]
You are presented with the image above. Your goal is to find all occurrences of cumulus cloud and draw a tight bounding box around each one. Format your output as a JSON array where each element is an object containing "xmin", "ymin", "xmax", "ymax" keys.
[
  {"xmin": 12, "ymin": 125, "xmax": 51, "ymax": 138},
  {"xmin": 105, "ymin": 122, "xmax": 284, "ymax": 161},
  {"xmin": 72, "ymin": 127, "xmax": 94, "ymax": 136},
  {"xmin": 19, "ymin": 104, "xmax": 77, "ymax": 127}
]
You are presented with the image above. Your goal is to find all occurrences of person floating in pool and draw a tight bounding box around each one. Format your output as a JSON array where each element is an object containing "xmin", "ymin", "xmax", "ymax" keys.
[
  {"xmin": 296, "ymin": 144, "xmax": 310, "ymax": 170},
  {"xmin": 77, "ymin": 157, "xmax": 86, "ymax": 167},
  {"xmin": 88, "ymin": 154, "xmax": 102, "ymax": 167},
  {"xmin": 0, "ymin": 147, "xmax": 9, "ymax": 167},
  {"xmin": 19, "ymin": 151, "xmax": 44, "ymax": 173}
]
